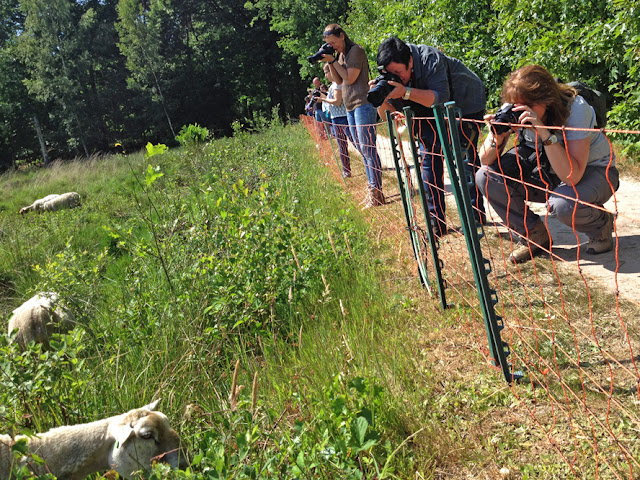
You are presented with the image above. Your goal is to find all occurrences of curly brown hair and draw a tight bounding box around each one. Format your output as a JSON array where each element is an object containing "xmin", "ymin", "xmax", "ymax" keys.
[{"xmin": 502, "ymin": 65, "xmax": 577, "ymax": 126}]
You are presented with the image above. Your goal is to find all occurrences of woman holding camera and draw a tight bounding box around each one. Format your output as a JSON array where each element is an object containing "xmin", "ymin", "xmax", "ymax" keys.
[
  {"xmin": 477, "ymin": 64, "xmax": 618, "ymax": 264},
  {"xmin": 321, "ymin": 24, "xmax": 384, "ymax": 207}
]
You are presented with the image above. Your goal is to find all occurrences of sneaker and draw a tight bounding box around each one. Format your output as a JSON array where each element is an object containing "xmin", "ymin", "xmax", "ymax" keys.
[
  {"xmin": 342, "ymin": 171, "xmax": 351, "ymax": 178},
  {"xmin": 361, "ymin": 188, "xmax": 374, "ymax": 207},
  {"xmin": 509, "ymin": 222, "xmax": 551, "ymax": 264},
  {"xmin": 586, "ymin": 212, "xmax": 614, "ymax": 254},
  {"xmin": 363, "ymin": 188, "xmax": 384, "ymax": 208}
]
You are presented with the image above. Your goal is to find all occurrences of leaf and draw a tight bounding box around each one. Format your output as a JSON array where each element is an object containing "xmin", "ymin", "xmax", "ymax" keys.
[
  {"xmin": 145, "ymin": 164, "xmax": 164, "ymax": 186},
  {"xmin": 351, "ymin": 416, "xmax": 368, "ymax": 447},
  {"xmin": 145, "ymin": 142, "xmax": 168, "ymax": 159}
]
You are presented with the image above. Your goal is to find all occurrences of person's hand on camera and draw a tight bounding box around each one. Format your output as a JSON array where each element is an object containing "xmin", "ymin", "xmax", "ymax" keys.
[
  {"xmin": 485, "ymin": 111, "xmax": 515, "ymax": 138},
  {"xmin": 512, "ymin": 104, "xmax": 551, "ymax": 139},
  {"xmin": 320, "ymin": 54, "xmax": 335, "ymax": 63},
  {"xmin": 384, "ymin": 80, "xmax": 407, "ymax": 100},
  {"xmin": 483, "ymin": 113, "xmax": 511, "ymax": 147},
  {"xmin": 483, "ymin": 113, "xmax": 496, "ymax": 123},
  {"xmin": 512, "ymin": 104, "xmax": 542, "ymax": 128}
]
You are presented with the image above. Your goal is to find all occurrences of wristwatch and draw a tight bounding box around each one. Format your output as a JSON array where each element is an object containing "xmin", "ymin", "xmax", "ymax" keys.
[
  {"xmin": 543, "ymin": 133, "xmax": 558, "ymax": 146},
  {"xmin": 403, "ymin": 86, "xmax": 412, "ymax": 100}
]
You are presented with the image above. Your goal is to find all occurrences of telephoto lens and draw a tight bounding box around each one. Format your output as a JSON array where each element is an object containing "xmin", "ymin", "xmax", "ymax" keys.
[
  {"xmin": 307, "ymin": 43, "xmax": 336, "ymax": 64},
  {"xmin": 492, "ymin": 103, "xmax": 519, "ymax": 134},
  {"xmin": 367, "ymin": 72, "xmax": 402, "ymax": 108}
]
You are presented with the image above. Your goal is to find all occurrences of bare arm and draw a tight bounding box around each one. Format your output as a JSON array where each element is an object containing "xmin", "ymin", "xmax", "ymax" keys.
[
  {"xmin": 544, "ymin": 136, "xmax": 590, "ymax": 185},
  {"xmin": 384, "ymin": 80, "xmax": 437, "ymax": 109},
  {"xmin": 516, "ymin": 107, "xmax": 590, "ymax": 185},
  {"xmin": 320, "ymin": 87, "xmax": 342, "ymax": 106},
  {"xmin": 330, "ymin": 61, "xmax": 360, "ymax": 85},
  {"xmin": 478, "ymin": 113, "xmax": 512, "ymax": 166}
]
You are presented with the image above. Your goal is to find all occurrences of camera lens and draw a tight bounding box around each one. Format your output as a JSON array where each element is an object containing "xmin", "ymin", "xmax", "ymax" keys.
[
  {"xmin": 367, "ymin": 81, "xmax": 393, "ymax": 108},
  {"xmin": 307, "ymin": 43, "xmax": 335, "ymax": 64},
  {"xmin": 366, "ymin": 72, "xmax": 401, "ymax": 108},
  {"xmin": 492, "ymin": 103, "xmax": 518, "ymax": 134}
]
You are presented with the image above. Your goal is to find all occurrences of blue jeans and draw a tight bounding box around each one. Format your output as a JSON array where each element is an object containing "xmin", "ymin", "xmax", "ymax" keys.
[
  {"xmin": 347, "ymin": 103, "xmax": 382, "ymax": 189},
  {"xmin": 419, "ymin": 110, "xmax": 485, "ymax": 233}
]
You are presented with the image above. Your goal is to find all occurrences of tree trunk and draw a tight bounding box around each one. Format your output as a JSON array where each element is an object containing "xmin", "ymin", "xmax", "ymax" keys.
[{"xmin": 33, "ymin": 115, "xmax": 50, "ymax": 166}]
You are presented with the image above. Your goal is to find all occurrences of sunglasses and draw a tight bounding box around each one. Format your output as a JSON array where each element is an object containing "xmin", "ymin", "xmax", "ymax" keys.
[{"xmin": 323, "ymin": 29, "xmax": 342, "ymax": 37}]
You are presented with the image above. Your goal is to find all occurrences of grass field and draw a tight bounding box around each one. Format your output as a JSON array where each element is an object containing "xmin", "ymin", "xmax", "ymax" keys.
[{"xmin": 0, "ymin": 123, "xmax": 589, "ymax": 479}]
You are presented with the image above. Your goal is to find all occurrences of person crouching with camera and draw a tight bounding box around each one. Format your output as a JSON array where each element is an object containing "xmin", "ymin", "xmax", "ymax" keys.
[
  {"xmin": 374, "ymin": 36, "xmax": 486, "ymax": 236},
  {"xmin": 320, "ymin": 24, "xmax": 384, "ymax": 207},
  {"xmin": 476, "ymin": 64, "xmax": 619, "ymax": 264}
]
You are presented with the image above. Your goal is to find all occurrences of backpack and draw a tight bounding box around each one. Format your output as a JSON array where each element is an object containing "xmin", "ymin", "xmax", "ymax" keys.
[{"xmin": 567, "ymin": 81, "xmax": 608, "ymax": 129}]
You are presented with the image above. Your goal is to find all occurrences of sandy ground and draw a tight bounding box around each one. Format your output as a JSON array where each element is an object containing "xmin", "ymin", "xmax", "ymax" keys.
[{"xmin": 378, "ymin": 135, "xmax": 640, "ymax": 304}]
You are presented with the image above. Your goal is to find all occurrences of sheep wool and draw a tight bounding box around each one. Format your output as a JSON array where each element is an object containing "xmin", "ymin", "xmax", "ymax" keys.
[
  {"xmin": 0, "ymin": 400, "xmax": 188, "ymax": 480},
  {"xmin": 7, "ymin": 292, "xmax": 75, "ymax": 349},
  {"xmin": 19, "ymin": 192, "xmax": 81, "ymax": 215}
]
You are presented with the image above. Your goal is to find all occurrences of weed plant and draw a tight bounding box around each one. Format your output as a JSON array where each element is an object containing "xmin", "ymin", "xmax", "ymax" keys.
[{"xmin": 0, "ymin": 124, "xmax": 577, "ymax": 478}]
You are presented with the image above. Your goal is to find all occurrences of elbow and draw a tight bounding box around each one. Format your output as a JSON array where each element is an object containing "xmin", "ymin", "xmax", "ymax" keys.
[{"xmin": 563, "ymin": 174, "xmax": 583, "ymax": 187}]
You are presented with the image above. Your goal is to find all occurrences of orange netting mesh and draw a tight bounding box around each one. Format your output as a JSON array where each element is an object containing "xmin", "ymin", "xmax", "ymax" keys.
[{"xmin": 301, "ymin": 112, "xmax": 640, "ymax": 478}]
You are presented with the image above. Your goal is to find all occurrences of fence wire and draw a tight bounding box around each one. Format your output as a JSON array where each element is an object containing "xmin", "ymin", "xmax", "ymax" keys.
[{"xmin": 301, "ymin": 111, "xmax": 640, "ymax": 478}]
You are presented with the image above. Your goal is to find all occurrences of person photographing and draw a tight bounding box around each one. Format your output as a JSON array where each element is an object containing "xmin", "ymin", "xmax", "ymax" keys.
[
  {"xmin": 373, "ymin": 36, "xmax": 487, "ymax": 235},
  {"xmin": 476, "ymin": 64, "xmax": 619, "ymax": 263},
  {"xmin": 320, "ymin": 24, "xmax": 384, "ymax": 207}
]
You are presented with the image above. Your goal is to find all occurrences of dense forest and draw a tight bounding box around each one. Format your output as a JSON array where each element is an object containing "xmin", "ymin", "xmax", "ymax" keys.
[{"xmin": 1, "ymin": 0, "xmax": 639, "ymax": 168}]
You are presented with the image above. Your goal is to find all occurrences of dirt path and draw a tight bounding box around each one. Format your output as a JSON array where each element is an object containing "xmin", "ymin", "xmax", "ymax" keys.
[{"xmin": 377, "ymin": 135, "xmax": 640, "ymax": 304}]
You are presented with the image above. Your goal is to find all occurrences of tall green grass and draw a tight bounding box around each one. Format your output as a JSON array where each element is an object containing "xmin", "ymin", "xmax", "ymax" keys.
[{"xmin": 0, "ymin": 124, "xmax": 569, "ymax": 479}]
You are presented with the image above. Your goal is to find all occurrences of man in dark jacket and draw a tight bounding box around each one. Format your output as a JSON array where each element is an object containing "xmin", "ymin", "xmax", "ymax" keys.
[{"xmin": 376, "ymin": 36, "xmax": 486, "ymax": 235}]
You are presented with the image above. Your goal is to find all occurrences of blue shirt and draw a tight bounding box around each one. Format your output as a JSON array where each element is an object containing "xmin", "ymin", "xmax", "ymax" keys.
[{"xmin": 392, "ymin": 44, "xmax": 486, "ymax": 116}]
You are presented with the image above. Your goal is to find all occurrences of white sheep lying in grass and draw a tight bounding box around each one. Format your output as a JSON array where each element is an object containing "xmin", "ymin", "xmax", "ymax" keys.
[
  {"xmin": 0, "ymin": 400, "xmax": 188, "ymax": 479},
  {"xmin": 7, "ymin": 292, "xmax": 75, "ymax": 349},
  {"xmin": 19, "ymin": 192, "xmax": 81, "ymax": 215}
]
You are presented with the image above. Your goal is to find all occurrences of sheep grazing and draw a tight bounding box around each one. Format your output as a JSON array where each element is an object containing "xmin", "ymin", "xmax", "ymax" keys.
[
  {"xmin": 19, "ymin": 192, "xmax": 81, "ymax": 215},
  {"xmin": 7, "ymin": 292, "xmax": 75, "ymax": 349},
  {"xmin": 0, "ymin": 400, "xmax": 188, "ymax": 479}
]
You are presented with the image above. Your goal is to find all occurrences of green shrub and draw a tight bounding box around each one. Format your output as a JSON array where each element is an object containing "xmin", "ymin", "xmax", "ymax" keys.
[{"xmin": 176, "ymin": 124, "xmax": 210, "ymax": 147}]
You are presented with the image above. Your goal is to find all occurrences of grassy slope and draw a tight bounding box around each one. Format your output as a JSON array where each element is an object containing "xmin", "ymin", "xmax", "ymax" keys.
[{"xmin": 0, "ymin": 124, "xmax": 574, "ymax": 479}]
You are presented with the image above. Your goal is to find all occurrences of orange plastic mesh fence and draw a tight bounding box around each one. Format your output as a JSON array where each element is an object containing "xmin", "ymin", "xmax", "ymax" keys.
[{"xmin": 301, "ymin": 113, "xmax": 640, "ymax": 477}]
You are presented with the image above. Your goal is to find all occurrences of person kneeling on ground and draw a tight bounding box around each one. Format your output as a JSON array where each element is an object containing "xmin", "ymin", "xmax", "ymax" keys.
[{"xmin": 476, "ymin": 64, "xmax": 619, "ymax": 264}]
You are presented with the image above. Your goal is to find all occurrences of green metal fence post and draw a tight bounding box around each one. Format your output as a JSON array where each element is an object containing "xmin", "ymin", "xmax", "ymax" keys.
[
  {"xmin": 402, "ymin": 107, "xmax": 449, "ymax": 310},
  {"xmin": 433, "ymin": 102, "xmax": 521, "ymax": 383},
  {"xmin": 385, "ymin": 111, "xmax": 431, "ymax": 292}
]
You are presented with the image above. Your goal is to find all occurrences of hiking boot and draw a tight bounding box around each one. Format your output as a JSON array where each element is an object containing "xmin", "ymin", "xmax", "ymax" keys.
[
  {"xmin": 509, "ymin": 222, "xmax": 551, "ymax": 264},
  {"xmin": 373, "ymin": 188, "xmax": 385, "ymax": 206},
  {"xmin": 363, "ymin": 188, "xmax": 385, "ymax": 208},
  {"xmin": 586, "ymin": 212, "xmax": 614, "ymax": 254}
]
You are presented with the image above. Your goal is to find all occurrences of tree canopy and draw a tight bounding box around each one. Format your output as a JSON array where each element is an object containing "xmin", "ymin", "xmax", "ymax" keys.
[{"xmin": 1, "ymin": 0, "xmax": 639, "ymax": 168}]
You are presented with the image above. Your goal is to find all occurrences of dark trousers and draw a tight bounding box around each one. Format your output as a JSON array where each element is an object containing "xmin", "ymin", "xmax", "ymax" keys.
[{"xmin": 418, "ymin": 110, "xmax": 485, "ymax": 234}]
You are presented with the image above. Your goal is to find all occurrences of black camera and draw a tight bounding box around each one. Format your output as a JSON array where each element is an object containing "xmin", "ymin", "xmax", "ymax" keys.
[
  {"xmin": 307, "ymin": 43, "xmax": 336, "ymax": 64},
  {"xmin": 491, "ymin": 103, "xmax": 519, "ymax": 134},
  {"xmin": 310, "ymin": 89, "xmax": 322, "ymax": 102},
  {"xmin": 367, "ymin": 72, "xmax": 402, "ymax": 108}
]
